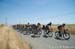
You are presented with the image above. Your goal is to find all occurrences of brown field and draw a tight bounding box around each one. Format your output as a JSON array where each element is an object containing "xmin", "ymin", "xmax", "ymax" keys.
[
  {"xmin": 52, "ymin": 24, "xmax": 75, "ymax": 35},
  {"xmin": 0, "ymin": 25, "xmax": 30, "ymax": 49}
]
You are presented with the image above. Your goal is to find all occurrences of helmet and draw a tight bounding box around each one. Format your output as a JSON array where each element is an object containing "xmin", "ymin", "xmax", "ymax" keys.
[
  {"xmin": 62, "ymin": 23, "xmax": 66, "ymax": 26},
  {"xmin": 37, "ymin": 23, "xmax": 41, "ymax": 25},
  {"xmin": 48, "ymin": 22, "xmax": 52, "ymax": 26}
]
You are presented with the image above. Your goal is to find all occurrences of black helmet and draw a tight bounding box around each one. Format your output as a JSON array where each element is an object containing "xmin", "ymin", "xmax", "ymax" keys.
[
  {"xmin": 62, "ymin": 23, "xmax": 66, "ymax": 26},
  {"xmin": 37, "ymin": 23, "xmax": 41, "ymax": 25},
  {"xmin": 48, "ymin": 22, "xmax": 52, "ymax": 26}
]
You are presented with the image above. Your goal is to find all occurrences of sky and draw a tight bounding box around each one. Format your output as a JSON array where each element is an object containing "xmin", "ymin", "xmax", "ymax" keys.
[{"xmin": 0, "ymin": 0, "xmax": 75, "ymax": 25}]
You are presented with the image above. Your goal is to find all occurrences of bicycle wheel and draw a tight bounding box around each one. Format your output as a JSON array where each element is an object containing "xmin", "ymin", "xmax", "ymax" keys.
[
  {"xmin": 48, "ymin": 31, "xmax": 53, "ymax": 37},
  {"xmin": 55, "ymin": 31, "xmax": 62, "ymax": 39},
  {"xmin": 63, "ymin": 33, "xmax": 70, "ymax": 40}
]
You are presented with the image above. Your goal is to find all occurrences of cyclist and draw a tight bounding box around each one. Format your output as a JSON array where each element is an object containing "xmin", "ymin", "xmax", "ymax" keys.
[
  {"xmin": 57, "ymin": 25, "xmax": 62, "ymax": 37},
  {"xmin": 26, "ymin": 22, "xmax": 30, "ymax": 28},
  {"xmin": 57, "ymin": 23, "xmax": 67, "ymax": 37},
  {"xmin": 46, "ymin": 22, "xmax": 53, "ymax": 32},
  {"xmin": 37, "ymin": 23, "xmax": 42, "ymax": 31},
  {"xmin": 42, "ymin": 25, "xmax": 46, "ymax": 31}
]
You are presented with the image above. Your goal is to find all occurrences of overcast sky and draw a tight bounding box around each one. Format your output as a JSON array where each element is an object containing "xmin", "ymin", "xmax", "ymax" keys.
[{"xmin": 0, "ymin": 0, "xmax": 75, "ymax": 25}]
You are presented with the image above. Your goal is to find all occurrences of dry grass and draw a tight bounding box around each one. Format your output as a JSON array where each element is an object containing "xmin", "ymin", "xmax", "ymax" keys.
[
  {"xmin": 0, "ymin": 25, "xmax": 30, "ymax": 49},
  {"xmin": 66, "ymin": 24, "xmax": 75, "ymax": 35}
]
